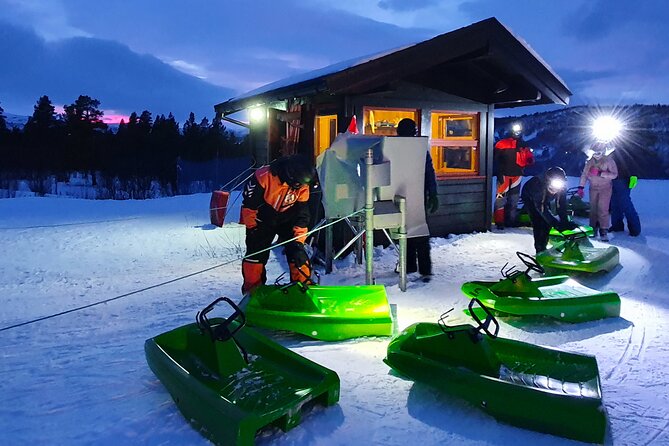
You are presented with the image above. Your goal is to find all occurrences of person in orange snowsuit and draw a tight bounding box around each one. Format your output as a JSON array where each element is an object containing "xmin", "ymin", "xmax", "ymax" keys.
[
  {"xmin": 239, "ymin": 154, "xmax": 315, "ymax": 294},
  {"xmin": 493, "ymin": 124, "xmax": 534, "ymax": 229}
]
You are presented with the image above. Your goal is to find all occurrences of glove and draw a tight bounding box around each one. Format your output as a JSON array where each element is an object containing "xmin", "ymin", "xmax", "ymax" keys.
[
  {"xmin": 589, "ymin": 167, "xmax": 600, "ymax": 177},
  {"xmin": 576, "ymin": 187, "xmax": 584, "ymax": 198},
  {"xmin": 287, "ymin": 242, "xmax": 309, "ymax": 267},
  {"xmin": 629, "ymin": 175, "xmax": 638, "ymax": 189},
  {"xmin": 426, "ymin": 194, "xmax": 439, "ymax": 214}
]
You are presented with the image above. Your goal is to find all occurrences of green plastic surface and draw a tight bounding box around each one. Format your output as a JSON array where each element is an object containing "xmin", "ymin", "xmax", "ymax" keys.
[
  {"xmin": 145, "ymin": 319, "xmax": 340, "ymax": 446},
  {"xmin": 549, "ymin": 224, "xmax": 594, "ymax": 240},
  {"xmin": 537, "ymin": 238, "xmax": 620, "ymax": 274},
  {"xmin": 462, "ymin": 271, "xmax": 620, "ymax": 322},
  {"xmin": 245, "ymin": 283, "xmax": 393, "ymax": 341},
  {"xmin": 384, "ymin": 322, "xmax": 606, "ymax": 443}
]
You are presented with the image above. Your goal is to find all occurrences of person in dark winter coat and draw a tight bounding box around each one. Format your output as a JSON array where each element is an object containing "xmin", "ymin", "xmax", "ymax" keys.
[
  {"xmin": 521, "ymin": 167, "xmax": 577, "ymax": 253},
  {"xmin": 239, "ymin": 154, "xmax": 316, "ymax": 294},
  {"xmin": 493, "ymin": 124, "xmax": 535, "ymax": 229},
  {"xmin": 609, "ymin": 147, "xmax": 641, "ymax": 236},
  {"xmin": 396, "ymin": 118, "xmax": 439, "ymax": 280}
]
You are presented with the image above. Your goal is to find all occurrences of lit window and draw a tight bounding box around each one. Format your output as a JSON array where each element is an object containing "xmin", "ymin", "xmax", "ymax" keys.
[
  {"xmin": 362, "ymin": 107, "xmax": 419, "ymax": 136},
  {"xmin": 430, "ymin": 112, "xmax": 480, "ymax": 176}
]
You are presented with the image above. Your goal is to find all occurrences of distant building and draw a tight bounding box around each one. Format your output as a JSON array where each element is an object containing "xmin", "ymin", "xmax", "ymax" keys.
[{"xmin": 215, "ymin": 17, "xmax": 571, "ymax": 236}]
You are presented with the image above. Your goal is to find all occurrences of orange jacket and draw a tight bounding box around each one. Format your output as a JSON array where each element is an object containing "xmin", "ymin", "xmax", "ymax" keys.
[{"xmin": 239, "ymin": 165, "xmax": 310, "ymax": 242}]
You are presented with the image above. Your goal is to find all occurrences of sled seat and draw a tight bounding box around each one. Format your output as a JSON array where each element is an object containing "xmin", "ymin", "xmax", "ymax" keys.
[{"xmin": 146, "ymin": 318, "xmax": 340, "ymax": 446}]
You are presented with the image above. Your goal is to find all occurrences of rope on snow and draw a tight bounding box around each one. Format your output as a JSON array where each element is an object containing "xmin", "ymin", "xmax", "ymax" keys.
[{"xmin": 0, "ymin": 209, "xmax": 363, "ymax": 332}]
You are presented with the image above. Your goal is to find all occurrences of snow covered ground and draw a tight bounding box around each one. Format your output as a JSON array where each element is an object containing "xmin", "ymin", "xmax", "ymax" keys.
[{"xmin": 1, "ymin": 179, "xmax": 668, "ymax": 446}]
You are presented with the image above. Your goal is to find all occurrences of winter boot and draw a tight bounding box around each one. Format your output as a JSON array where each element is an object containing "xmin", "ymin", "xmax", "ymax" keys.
[{"xmin": 600, "ymin": 228, "xmax": 609, "ymax": 242}]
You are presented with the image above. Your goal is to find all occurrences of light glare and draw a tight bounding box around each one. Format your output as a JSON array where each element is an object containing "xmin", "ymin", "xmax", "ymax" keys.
[
  {"xmin": 249, "ymin": 107, "xmax": 265, "ymax": 123},
  {"xmin": 592, "ymin": 116, "xmax": 622, "ymax": 143}
]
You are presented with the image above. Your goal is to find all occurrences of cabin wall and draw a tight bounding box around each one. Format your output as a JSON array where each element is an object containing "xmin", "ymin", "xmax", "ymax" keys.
[{"xmin": 345, "ymin": 85, "xmax": 494, "ymax": 236}]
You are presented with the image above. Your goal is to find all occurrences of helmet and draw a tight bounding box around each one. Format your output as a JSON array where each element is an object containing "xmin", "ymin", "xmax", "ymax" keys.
[
  {"xmin": 545, "ymin": 167, "xmax": 567, "ymax": 194},
  {"xmin": 273, "ymin": 154, "xmax": 315, "ymax": 189},
  {"xmin": 511, "ymin": 123, "xmax": 522, "ymax": 138},
  {"xmin": 396, "ymin": 118, "xmax": 417, "ymax": 137},
  {"xmin": 590, "ymin": 142, "xmax": 606, "ymax": 160}
]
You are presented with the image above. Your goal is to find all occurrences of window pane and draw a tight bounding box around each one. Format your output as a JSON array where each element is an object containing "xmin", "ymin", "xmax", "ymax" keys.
[
  {"xmin": 363, "ymin": 107, "xmax": 419, "ymax": 136},
  {"xmin": 430, "ymin": 111, "xmax": 480, "ymax": 175}
]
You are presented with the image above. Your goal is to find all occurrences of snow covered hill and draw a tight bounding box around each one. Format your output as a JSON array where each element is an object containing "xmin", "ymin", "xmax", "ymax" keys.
[{"xmin": 497, "ymin": 105, "xmax": 669, "ymax": 179}]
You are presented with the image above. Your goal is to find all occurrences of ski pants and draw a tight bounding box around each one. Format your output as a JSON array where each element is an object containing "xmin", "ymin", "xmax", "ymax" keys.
[
  {"xmin": 406, "ymin": 236, "xmax": 432, "ymax": 275},
  {"xmin": 494, "ymin": 176, "xmax": 521, "ymax": 226},
  {"xmin": 242, "ymin": 220, "xmax": 310, "ymax": 294},
  {"xmin": 610, "ymin": 178, "xmax": 641, "ymax": 236},
  {"xmin": 526, "ymin": 206, "xmax": 552, "ymax": 254},
  {"xmin": 588, "ymin": 184, "xmax": 612, "ymax": 233}
]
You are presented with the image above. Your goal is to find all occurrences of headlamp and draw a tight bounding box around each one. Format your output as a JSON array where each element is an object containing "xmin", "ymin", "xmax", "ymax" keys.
[{"xmin": 547, "ymin": 177, "xmax": 566, "ymax": 194}]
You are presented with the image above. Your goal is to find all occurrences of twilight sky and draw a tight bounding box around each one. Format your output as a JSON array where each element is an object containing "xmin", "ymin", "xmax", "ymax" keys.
[{"xmin": 1, "ymin": 0, "xmax": 668, "ymax": 123}]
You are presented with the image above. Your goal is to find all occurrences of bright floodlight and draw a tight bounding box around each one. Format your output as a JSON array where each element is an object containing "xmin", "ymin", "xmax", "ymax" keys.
[
  {"xmin": 592, "ymin": 116, "xmax": 622, "ymax": 143},
  {"xmin": 249, "ymin": 107, "xmax": 265, "ymax": 123},
  {"xmin": 512, "ymin": 123, "xmax": 522, "ymax": 133}
]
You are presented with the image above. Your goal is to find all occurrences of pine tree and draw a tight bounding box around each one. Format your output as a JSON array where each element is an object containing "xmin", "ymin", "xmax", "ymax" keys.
[
  {"xmin": 24, "ymin": 95, "xmax": 59, "ymax": 133},
  {"xmin": 23, "ymin": 96, "xmax": 64, "ymax": 173},
  {"xmin": 63, "ymin": 95, "xmax": 107, "ymax": 131},
  {"xmin": 63, "ymin": 95, "xmax": 108, "ymax": 172}
]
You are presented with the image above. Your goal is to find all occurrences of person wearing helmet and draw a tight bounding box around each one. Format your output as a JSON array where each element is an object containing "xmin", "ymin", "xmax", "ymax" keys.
[
  {"xmin": 520, "ymin": 167, "xmax": 577, "ymax": 253},
  {"xmin": 493, "ymin": 122, "xmax": 535, "ymax": 229},
  {"xmin": 577, "ymin": 142, "xmax": 618, "ymax": 241},
  {"xmin": 239, "ymin": 153, "xmax": 316, "ymax": 294}
]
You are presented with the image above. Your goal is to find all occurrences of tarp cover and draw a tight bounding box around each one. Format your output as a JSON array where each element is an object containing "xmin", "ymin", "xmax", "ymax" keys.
[{"xmin": 316, "ymin": 134, "xmax": 429, "ymax": 238}]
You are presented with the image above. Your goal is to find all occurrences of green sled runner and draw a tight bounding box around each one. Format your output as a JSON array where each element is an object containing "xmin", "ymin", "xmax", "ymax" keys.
[
  {"xmin": 461, "ymin": 252, "xmax": 620, "ymax": 322},
  {"xmin": 244, "ymin": 282, "xmax": 393, "ymax": 341},
  {"xmin": 145, "ymin": 297, "xmax": 340, "ymax": 446},
  {"xmin": 384, "ymin": 299, "xmax": 608, "ymax": 444}
]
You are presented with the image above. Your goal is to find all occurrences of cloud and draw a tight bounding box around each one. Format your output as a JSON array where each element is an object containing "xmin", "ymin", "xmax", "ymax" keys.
[
  {"xmin": 0, "ymin": 0, "xmax": 89, "ymax": 40},
  {"xmin": 377, "ymin": 0, "xmax": 441, "ymax": 12},
  {"xmin": 56, "ymin": 0, "xmax": 437, "ymax": 92},
  {"xmin": 563, "ymin": 0, "xmax": 669, "ymax": 42},
  {"xmin": 0, "ymin": 20, "xmax": 233, "ymax": 121}
]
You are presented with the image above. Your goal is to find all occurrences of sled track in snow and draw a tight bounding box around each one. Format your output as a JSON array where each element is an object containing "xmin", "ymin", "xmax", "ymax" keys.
[{"xmin": 605, "ymin": 322, "xmax": 647, "ymax": 384}]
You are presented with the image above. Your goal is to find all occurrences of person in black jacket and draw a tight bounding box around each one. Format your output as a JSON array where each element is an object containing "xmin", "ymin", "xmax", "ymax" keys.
[
  {"xmin": 520, "ymin": 167, "xmax": 577, "ymax": 253},
  {"xmin": 396, "ymin": 118, "xmax": 439, "ymax": 280}
]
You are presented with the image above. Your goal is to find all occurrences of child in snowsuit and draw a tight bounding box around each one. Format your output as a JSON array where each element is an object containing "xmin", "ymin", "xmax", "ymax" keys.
[
  {"xmin": 577, "ymin": 143, "xmax": 618, "ymax": 241},
  {"xmin": 239, "ymin": 154, "xmax": 315, "ymax": 294}
]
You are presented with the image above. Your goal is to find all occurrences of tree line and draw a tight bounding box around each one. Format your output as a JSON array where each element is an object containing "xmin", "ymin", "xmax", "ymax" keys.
[{"xmin": 0, "ymin": 95, "xmax": 248, "ymax": 196}]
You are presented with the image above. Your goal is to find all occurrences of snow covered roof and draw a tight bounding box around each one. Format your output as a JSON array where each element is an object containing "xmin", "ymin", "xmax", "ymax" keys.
[{"xmin": 215, "ymin": 17, "xmax": 572, "ymax": 116}]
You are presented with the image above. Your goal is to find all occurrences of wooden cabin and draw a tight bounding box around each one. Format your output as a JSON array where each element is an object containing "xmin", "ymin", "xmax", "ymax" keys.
[{"xmin": 214, "ymin": 17, "xmax": 571, "ymax": 236}]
